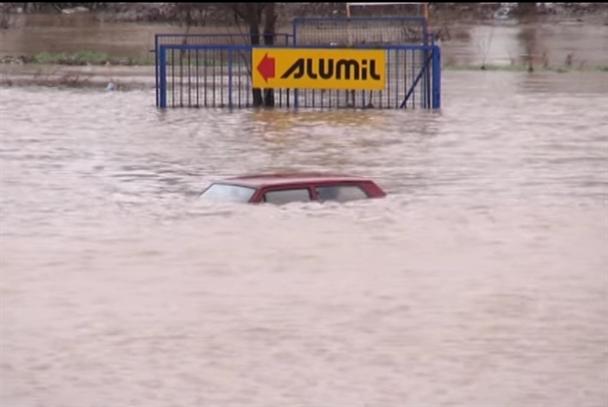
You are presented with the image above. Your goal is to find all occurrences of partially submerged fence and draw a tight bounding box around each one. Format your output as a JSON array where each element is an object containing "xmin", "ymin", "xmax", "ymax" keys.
[
  {"xmin": 155, "ymin": 34, "xmax": 294, "ymax": 109},
  {"xmin": 155, "ymin": 17, "xmax": 441, "ymax": 109}
]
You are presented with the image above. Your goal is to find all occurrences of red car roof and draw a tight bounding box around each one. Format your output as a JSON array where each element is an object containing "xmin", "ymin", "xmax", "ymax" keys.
[{"xmin": 220, "ymin": 172, "xmax": 374, "ymax": 188}]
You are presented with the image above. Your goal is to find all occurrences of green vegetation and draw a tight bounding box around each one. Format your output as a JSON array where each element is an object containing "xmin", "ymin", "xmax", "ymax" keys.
[
  {"xmin": 444, "ymin": 64, "xmax": 529, "ymax": 72},
  {"xmin": 443, "ymin": 63, "xmax": 608, "ymax": 73},
  {"xmin": 24, "ymin": 51, "xmax": 243, "ymax": 66},
  {"xmin": 5, "ymin": 51, "xmax": 607, "ymax": 73},
  {"xmin": 31, "ymin": 51, "xmax": 154, "ymax": 66}
]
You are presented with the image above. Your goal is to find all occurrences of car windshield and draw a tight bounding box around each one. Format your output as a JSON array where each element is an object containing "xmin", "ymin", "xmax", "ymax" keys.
[{"xmin": 200, "ymin": 183, "xmax": 256, "ymax": 203}]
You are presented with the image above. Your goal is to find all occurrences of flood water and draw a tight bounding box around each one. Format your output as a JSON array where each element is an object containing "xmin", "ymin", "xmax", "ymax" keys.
[{"xmin": 1, "ymin": 71, "xmax": 607, "ymax": 407}]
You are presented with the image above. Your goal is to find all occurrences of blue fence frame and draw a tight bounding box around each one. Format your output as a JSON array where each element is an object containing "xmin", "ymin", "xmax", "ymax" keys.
[
  {"xmin": 155, "ymin": 33, "xmax": 293, "ymax": 107},
  {"xmin": 154, "ymin": 19, "xmax": 441, "ymax": 110},
  {"xmin": 157, "ymin": 43, "xmax": 440, "ymax": 109},
  {"xmin": 158, "ymin": 44, "xmax": 254, "ymax": 109}
]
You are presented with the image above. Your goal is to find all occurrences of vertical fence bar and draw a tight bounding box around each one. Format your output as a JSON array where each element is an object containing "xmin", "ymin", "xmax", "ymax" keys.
[
  {"xmin": 403, "ymin": 49, "xmax": 408, "ymax": 109},
  {"xmin": 179, "ymin": 50, "xmax": 184, "ymax": 107},
  {"xmin": 188, "ymin": 49, "xmax": 191, "ymax": 107},
  {"xmin": 220, "ymin": 49, "xmax": 224, "ymax": 106},
  {"xmin": 155, "ymin": 35, "xmax": 159, "ymax": 107},
  {"xmin": 421, "ymin": 50, "xmax": 425, "ymax": 109},
  {"xmin": 395, "ymin": 49, "xmax": 399, "ymax": 108},
  {"xmin": 238, "ymin": 50, "xmax": 242, "ymax": 108},
  {"xmin": 159, "ymin": 46, "xmax": 167, "ymax": 108},
  {"xmin": 426, "ymin": 47, "xmax": 432, "ymax": 109},
  {"xmin": 387, "ymin": 50, "xmax": 391, "ymax": 108},
  {"xmin": 212, "ymin": 49, "xmax": 216, "ymax": 107},
  {"xmin": 411, "ymin": 49, "xmax": 416, "ymax": 109},
  {"xmin": 422, "ymin": 49, "xmax": 426, "ymax": 108},
  {"xmin": 204, "ymin": 48, "xmax": 208, "ymax": 107},
  {"xmin": 432, "ymin": 45, "xmax": 441, "ymax": 109},
  {"xmin": 228, "ymin": 49, "xmax": 233, "ymax": 108},
  {"xmin": 171, "ymin": 49, "xmax": 175, "ymax": 107},
  {"xmin": 424, "ymin": 48, "xmax": 429, "ymax": 108},
  {"xmin": 246, "ymin": 56, "xmax": 251, "ymax": 107},
  {"xmin": 196, "ymin": 49, "xmax": 199, "ymax": 107}
]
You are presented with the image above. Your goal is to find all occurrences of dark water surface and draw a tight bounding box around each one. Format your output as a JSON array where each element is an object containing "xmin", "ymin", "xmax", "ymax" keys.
[{"xmin": 1, "ymin": 71, "xmax": 607, "ymax": 406}]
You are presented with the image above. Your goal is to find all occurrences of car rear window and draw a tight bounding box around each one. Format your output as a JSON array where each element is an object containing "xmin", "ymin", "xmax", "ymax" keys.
[
  {"xmin": 264, "ymin": 188, "xmax": 311, "ymax": 205},
  {"xmin": 316, "ymin": 185, "xmax": 368, "ymax": 202},
  {"xmin": 200, "ymin": 183, "xmax": 256, "ymax": 203}
]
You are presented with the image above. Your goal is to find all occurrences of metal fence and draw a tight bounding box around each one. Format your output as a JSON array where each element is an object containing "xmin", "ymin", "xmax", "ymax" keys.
[
  {"xmin": 154, "ymin": 33, "xmax": 293, "ymax": 107},
  {"xmin": 292, "ymin": 16, "xmax": 429, "ymax": 47},
  {"xmin": 286, "ymin": 45, "xmax": 440, "ymax": 109},
  {"xmin": 158, "ymin": 44, "xmax": 297, "ymax": 109},
  {"xmin": 155, "ymin": 18, "xmax": 441, "ymax": 110}
]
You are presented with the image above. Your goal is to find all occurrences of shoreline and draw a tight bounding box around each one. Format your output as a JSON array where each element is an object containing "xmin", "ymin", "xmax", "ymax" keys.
[
  {"xmin": 0, "ymin": 64, "xmax": 155, "ymax": 90},
  {"xmin": 2, "ymin": 4, "xmax": 607, "ymax": 90},
  {"xmin": 2, "ymin": 62, "xmax": 606, "ymax": 91}
]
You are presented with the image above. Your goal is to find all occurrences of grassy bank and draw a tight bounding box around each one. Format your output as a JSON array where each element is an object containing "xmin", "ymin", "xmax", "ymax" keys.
[
  {"xmin": 3, "ymin": 50, "xmax": 608, "ymax": 74},
  {"xmin": 6, "ymin": 51, "xmax": 156, "ymax": 66},
  {"xmin": 443, "ymin": 63, "xmax": 608, "ymax": 73},
  {"xmin": 1, "ymin": 51, "xmax": 607, "ymax": 92}
]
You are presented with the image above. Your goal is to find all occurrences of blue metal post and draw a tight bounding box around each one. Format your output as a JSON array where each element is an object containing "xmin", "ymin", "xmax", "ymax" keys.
[
  {"xmin": 228, "ymin": 49, "xmax": 233, "ymax": 108},
  {"xmin": 400, "ymin": 48, "xmax": 433, "ymax": 109},
  {"xmin": 425, "ymin": 48, "xmax": 430, "ymax": 108},
  {"xmin": 159, "ymin": 46, "xmax": 167, "ymax": 109},
  {"xmin": 432, "ymin": 45, "xmax": 441, "ymax": 109},
  {"xmin": 155, "ymin": 35, "xmax": 159, "ymax": 107},
  {"xmin": 410, "ymin": 49, "xmax": 415, "ymax": 108}
]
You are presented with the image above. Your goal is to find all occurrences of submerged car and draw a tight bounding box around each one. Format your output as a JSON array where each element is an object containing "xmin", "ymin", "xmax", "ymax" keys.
[{"xmin": 200, "ymin": 173, "xmax": 386, "ymax": 204}]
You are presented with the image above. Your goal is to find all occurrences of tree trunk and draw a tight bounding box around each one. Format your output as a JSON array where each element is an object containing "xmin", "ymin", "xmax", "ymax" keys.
[
  {"xmin": 262, "ymin": 2, "xmax": 276, "ymax": 107},
  {"xmin": 245, "ymin": 4, "xmax": 264, "ymax": 107}
]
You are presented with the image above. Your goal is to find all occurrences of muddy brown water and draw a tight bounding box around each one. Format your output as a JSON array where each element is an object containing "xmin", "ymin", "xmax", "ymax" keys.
[
  {"xmin": 1, "ymin": 10, "xmax": 608, "ymax": 406},
  {"xmin": 1, "ymin": 70, "xmax": 607, "ymax": 406}
]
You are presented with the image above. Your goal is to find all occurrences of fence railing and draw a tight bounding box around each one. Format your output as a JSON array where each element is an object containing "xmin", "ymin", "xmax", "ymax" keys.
[{"xmin": 154, "ymin": 18, "xmax": 441, "ymax": 109}]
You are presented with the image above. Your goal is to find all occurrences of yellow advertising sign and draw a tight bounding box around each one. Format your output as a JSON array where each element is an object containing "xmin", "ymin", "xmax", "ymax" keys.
[{"xmin": 252, "ymin": 48, "xmax": 385, "ymax": 90}]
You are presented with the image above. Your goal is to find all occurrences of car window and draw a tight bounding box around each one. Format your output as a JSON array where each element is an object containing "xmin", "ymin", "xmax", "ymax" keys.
[
  {"xmin": 200, "ymin": 183, "xmax": 256, "ymax": 203},
  {"xmin": 264, "ymin": 188, "xmax": 311, "ymax": 205},
  {"xmin": 316, "ymin": 185, "xmax": 368, "ymax": 202}
]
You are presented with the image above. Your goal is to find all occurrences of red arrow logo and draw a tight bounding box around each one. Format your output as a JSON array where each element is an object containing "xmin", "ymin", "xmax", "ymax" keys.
[{"xmin": 257, "ymin": 53, "xmax": 275, "ymax": 83}]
